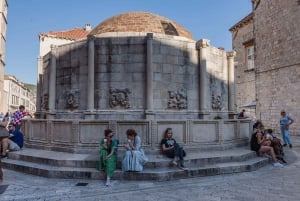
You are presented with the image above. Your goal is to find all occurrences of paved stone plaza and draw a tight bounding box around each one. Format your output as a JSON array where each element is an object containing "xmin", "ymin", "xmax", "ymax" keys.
[{"xmin": 1, "ymin": 140, "xmax": 300, "ymax": 201}]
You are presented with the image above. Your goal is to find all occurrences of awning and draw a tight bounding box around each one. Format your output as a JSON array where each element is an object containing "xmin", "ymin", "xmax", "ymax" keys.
[{"xmin": 240, "ymin": 100, "xmax": 256, "ymax": 109}]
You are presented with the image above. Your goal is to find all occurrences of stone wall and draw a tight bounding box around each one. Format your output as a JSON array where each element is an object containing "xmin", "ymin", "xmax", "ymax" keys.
[
  {"xmin": 232, "ymin": 18, "xmax": 256, "ymax": 111},
  {"xmin": 37, "ymin": 33, "xmax": 233, "ymax": 120},
  {"xmin": 22, "ymin": 118, "xmax": 252, "ymax": 154},
  {"xmin": 254, "ymin": 0, "xmax": 300, "ymax": 135}
]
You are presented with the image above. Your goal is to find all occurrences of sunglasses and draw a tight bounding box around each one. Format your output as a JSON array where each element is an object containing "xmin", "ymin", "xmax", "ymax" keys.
[{"xmin": 108, "ymin": 135, "xmax": 114, "ymax": 138}]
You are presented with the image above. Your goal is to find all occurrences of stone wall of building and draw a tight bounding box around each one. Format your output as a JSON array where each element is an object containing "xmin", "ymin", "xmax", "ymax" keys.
[
  {"xmin": 0, "ymin": 0, "xmax": 8, "ymax": 113},
  {"xmin": 254, "ymin": 0, "xmax": 300, "ymax": 135},
  {"xmin": 231, "ymin": 18, "xmax": 256, "ymax": 110},
  {"xmin": 22, "ymin": 118, "xmax": 252, "ymax": 154}
]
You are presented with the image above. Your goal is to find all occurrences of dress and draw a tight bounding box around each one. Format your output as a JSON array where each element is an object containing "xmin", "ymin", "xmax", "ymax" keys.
[
  {"xmin": 98, "ymin": 138, "xmax": 118, "ymax": 177},
  {"xmin": 122, "ymin": 136, "xmax": 148, "ymax": 172}
]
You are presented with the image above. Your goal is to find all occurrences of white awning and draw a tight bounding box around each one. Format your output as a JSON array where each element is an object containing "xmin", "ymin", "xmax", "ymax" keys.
[{"xmin": 240, "ymin": 101, "xmax": 256, "ymax": 109}]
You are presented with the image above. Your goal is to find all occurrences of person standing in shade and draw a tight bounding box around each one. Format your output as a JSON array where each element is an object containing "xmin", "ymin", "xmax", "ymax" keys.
[
  {"xmin": 280, "ymin": 110, "xmax": 294, "ymax": 148},
  {"xmin": 161, "ymin": 128, "xmax": 187, "ymax": 170},
  {"xmin": 12, "ymin": 105, "xmax": 32, "ymax": 131},
  {"xmin": 98, "ymin": 129, "xmax": 118, "ymax": 187},
  {"xmin": 122, "ymin": 129, "xmax": 148, "ymax": 172}
]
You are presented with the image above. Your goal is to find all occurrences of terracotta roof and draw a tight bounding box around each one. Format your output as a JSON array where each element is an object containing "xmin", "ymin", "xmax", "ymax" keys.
[
  {"xmin": 89, "ymin": 11, "xmax": 194, "ymax": 40},
  {"xmin": 229, "ymin": 12, "xmax": 254, "ymax": 32},
  {"xmin": 40, "ymin": 27, "xmax": 90, "ymax": 40}
]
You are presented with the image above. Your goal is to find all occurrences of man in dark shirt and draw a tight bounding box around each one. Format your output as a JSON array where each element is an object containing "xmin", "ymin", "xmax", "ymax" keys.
[{"xmin": 0, "ymin": 123, "xmax": 23, "ymax": 158}]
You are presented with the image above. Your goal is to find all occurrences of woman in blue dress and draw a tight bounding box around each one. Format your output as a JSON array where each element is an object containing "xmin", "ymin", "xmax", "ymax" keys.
[{"xmin": 122, "ymin": 129, "xmax": 148, "ymax": 172}]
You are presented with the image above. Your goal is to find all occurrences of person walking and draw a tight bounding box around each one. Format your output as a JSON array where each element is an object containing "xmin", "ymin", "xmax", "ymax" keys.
[{"xmin": 280, "ymin": 110, "xmax": 294, "ymax": 148}]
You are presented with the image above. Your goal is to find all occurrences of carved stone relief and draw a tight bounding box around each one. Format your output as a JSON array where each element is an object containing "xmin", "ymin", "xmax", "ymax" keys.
[
  {"xmin": 65, "ymin": 90, "xmax": 79, "ymax": 109},
  {"xmin": 109, "ymin": 88, "xmax": 131, "ymax": 109},
  {"xmin": 168, "ymin": 88, "xmax": 187, "ymax": 109},
  {"xmin": 41, "ymin": 94, "xmax": 49, "ymax": 110},
  {"xmin": 212, "ymin": 94, "xmax": 222, "ymax": 110}
]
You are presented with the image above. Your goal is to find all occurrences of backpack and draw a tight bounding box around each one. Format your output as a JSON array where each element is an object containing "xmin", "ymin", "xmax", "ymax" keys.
[{"xmin": 250, "ymin": 132, "xmax": 260, "ymax": 152}]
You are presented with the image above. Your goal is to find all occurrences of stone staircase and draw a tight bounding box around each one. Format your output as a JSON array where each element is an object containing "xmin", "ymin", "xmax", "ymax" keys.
[{"xmin": 1, "ymin": 147, "xmax": 269, "ymax": 181}]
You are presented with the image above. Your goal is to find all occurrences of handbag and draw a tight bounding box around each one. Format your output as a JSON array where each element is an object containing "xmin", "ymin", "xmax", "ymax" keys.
[{"xmin": 0, "ymin": 126, "xmax": 9, "ymax": 138}]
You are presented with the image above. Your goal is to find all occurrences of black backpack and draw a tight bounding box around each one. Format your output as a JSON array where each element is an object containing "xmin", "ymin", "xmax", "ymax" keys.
[{"xmin": 250, "ymin": 132, "xmax": 260, "ymax": 152}]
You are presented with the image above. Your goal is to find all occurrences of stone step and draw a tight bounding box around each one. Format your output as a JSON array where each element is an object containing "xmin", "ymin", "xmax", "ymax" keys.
[
  {"xmin": 1, "ymin": 147, "xmax": 271, "ymax": 181},
  {"xmin": 2, "ymin": 156, "xmax": 268, "ymax": 181},
  {"xmin": 6, "ymin": 148, "xmax": 257, "ymax": 169}
]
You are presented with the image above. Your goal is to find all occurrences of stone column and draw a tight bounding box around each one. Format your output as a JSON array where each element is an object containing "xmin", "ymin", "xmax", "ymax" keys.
[
  {"xmin": 227, "ymin": 51, "xmax": 236, "ymax": 112},
  {"xmin": 48, "ymin": 45, "xmax": 57, "ymax": 118},
  {"xmin": 87, "ymin": 36, "xmax": 95, "ymax": 111},
  {"xmin": 196, "ymin": 39, "xmax": 210, "ymax": 118},
  {"xmin": 146, "ymin": 33, "xmax": 154, "ymax": 119},
  {"xmin": 35, "ymin": 56, "xmax": 43, "ymax": 117}
]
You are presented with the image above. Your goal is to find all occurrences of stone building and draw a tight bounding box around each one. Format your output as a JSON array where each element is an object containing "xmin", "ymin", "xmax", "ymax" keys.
[
  {"xmin": 3, "ymin": 74, "xmax": 36, "ymax": 114},
  {"xmin": 230, "ymin": 0, "xmax": 300, "ymax": 135},
  {"xmin": 0, "ymin": 0, "xmax": 8, "ymax": 113},
  {"xmin": 24, "ymin": 11, "xmax": 251, "ymax": 153},
  {"xmin": 38, "ymin": 24, "xmax": 91, "ymax": 57}
]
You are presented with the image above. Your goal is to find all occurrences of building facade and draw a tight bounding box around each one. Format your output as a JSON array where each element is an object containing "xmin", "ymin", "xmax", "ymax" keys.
[
  {"xmin": 3, "ymin": 75, "xmax": 36, "ymax": 114},
  {"xmin": 0, "ymin": 0, "xmax": 8, "ymax": 113},
  {"xmin": 231, "ymin": 0, "xmax": 300, "ymax": 135}
]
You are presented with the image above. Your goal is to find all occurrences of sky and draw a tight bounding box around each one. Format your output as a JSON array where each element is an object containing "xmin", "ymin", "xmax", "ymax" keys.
[{"xmin": 5, "ymin": 0, "xmax": 252, "ymax": 85}]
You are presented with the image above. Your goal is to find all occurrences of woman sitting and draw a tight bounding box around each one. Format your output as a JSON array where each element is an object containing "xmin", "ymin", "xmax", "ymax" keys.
[
  {"xmin": 122, "ymin": 129, "xmax": 148, "ymax": 172},
  {"xmin": 161, "ymin": 128, "xmax": 187, "ymax": 170},
  {"xmin": 250, "ymin": 124, "xmax": 284, "ymax": 168},
  {"xmin": 98, "ymin": 129, "xmax": 118, "ymax": 187}
]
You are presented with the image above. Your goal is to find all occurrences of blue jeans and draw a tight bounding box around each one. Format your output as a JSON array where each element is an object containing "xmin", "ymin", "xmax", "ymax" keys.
[{"xmin": 280, "ymin": 125, "xmax": 291, "ymax": 145}]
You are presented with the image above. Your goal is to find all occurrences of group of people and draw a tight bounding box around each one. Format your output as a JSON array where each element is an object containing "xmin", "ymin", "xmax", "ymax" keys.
[
  {"xmin": 98, "ymin": 127, "xmax": 187, "ymax": 186},
  {"xmin": 250, "ymin": 110, "xmax": 294, "ymax": 168},
  {"xmin": 0, "ymin": 105, "xmax": 30, "ymax": 182}
]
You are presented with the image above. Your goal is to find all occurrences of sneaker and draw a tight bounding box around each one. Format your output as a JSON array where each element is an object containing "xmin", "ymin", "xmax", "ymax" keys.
[
  {"xmin": 171, "ymin": 160, "xmax": 177, "ymax": 166},
  {"xmin": 273, "ymin": 162, "xmax": 284, "ymax": 168},
  {"xmin": 283, "ymin": 144, "xmax": 287, "ymax": 147},
  {"xmin": 289, "ymin": 144, "xmax": 292, "ymax": 148},
  {"xmin": 280, "ymin": 158, "xmax": 287, "ymax": 164},
  {"xmin": 179, "ymin": 164, "xmax": 188, "ymax": 170},
  {"xmin": 105, "ymin": 181, "xmax": 111, "ymax": 187}
]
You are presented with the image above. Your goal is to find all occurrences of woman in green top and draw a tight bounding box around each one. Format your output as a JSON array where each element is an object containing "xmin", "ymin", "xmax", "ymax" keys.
[{"xmin": 99, "ymin": 129, "xmax": 118, "ymax": 187}]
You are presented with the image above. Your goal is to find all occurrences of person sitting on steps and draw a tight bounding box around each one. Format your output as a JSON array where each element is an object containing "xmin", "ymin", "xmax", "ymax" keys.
[
  {"xmin": 250, "ymin": 123, "xmax": 284, "ymax": 168},
  {"xmin": 1, "ymin": 123, "xmax": 24, "ymax": 158},
  {"xmin": 161, "ymin": 128, "xmax": 187, "ymax": 170}
]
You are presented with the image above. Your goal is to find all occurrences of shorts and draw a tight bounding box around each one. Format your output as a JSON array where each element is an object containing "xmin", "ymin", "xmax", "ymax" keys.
[{"xmin": 8, "ymin": 140, "xmax": 21, "ymax": 151}]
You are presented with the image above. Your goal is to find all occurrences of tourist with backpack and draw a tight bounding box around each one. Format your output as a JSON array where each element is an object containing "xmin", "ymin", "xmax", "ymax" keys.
[{"xmin": 250, "ymin": 123, "xmax": 284, "ymax": 168}]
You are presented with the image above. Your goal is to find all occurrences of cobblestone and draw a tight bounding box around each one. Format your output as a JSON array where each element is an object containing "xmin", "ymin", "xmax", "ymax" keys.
[{"xmin": 0, "ymin": 146, "xmax": 299, "ymax": 201}]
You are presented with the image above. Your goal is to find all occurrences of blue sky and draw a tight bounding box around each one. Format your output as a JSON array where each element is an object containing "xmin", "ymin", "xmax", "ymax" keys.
[{"xmin": 5, "ymin": 0, "xmax": 252, "ymax": 85}]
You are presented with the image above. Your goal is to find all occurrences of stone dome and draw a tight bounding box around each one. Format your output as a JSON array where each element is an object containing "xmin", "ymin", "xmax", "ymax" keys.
[{"xmin": 89, "ymin": 11, "xmax": 195, "ymax": 40}]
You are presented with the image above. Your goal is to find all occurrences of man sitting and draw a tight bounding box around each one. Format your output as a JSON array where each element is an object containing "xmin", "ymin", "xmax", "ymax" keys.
[{"xmin": 0, "ymin": 123, "xmax": 24, "ymax": 158}]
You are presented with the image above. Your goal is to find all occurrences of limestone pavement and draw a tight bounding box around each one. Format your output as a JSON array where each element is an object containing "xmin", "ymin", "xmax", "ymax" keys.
[{"xmin": 1, "ymin": 141, "xmax": 300, "ymax": 201}]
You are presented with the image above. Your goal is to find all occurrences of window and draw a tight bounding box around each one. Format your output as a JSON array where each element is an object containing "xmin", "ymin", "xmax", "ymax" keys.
[
  {"xmin": 246, "ymin": 45, "xmax": 254, "ymax": 70},
  {"xmin": 161, "ymin": 21, "xmax": 179, "ymax": 36},
  {"xmin": 243, "ymin": 39, "xmax": 255, "ymax": 70}
]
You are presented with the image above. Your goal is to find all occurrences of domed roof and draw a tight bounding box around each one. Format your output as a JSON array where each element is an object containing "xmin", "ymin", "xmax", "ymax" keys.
[{"xmin": 89, "ymin": 11, "xmax": 194, "ymax": 40}]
